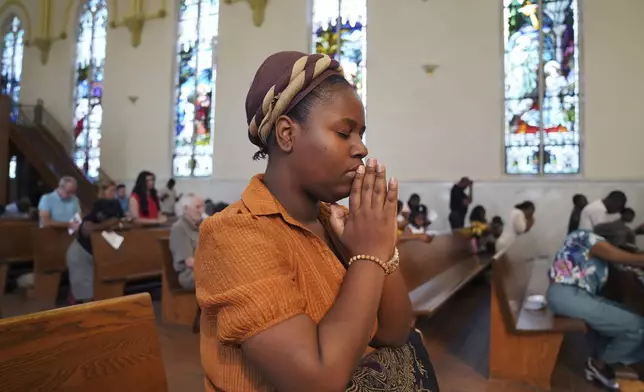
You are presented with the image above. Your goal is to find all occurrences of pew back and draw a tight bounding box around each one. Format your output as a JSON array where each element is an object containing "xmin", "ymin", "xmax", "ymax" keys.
[
  {"xmin": 32, "ymin": 227, "xmax": 74, "ymax": 274},
  {"xmin": 92, "ymin": 228, "xmax": 169, "ymax": 299},
  {"xmin": 0, "ymin": 220, "xmax": 36, "ymax": 263},
  {"xmin": 0, "ymin": 293, "xmax": 168, "ymax": 391},
  {"xmin": 30, "ymin": 227, "xmax": 75, "ymax": 304}
]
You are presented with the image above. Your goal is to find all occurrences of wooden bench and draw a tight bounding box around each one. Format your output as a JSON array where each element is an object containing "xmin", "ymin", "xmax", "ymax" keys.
[
  {"xmin": 399, "ymin": 232, "xmax": 491, "ymax": 322},
  {"xmin": 30, "ymin": 227, "xmax": 74, "ymax": 306},
  {"xmin": 490, "ymin": 253, "xmax": 586, "ymax": 390},
  {"xmin": 92, "ymin": 228, "xmax": 169, "ymax": 300},
  {"xmin": 0, "ymin": 220, "xmax": 36, "ymax": 316},
  {"xmin": 158, "ymin": 237, "xmax": 199, "ymax": 329},
  {"xmin": 0, "ymin": 293, "xmax": 168, "ymax": 391}
]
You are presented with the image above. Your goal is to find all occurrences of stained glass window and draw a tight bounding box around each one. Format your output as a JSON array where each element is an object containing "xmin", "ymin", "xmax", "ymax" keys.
[
  {"xmin": 312, "ymin": 0, "xmax": 367, "ymax": 105},
  {"xmin": 504, "ymin": 0, "xmax": 580, "ymax": 175},
  {"xmin": 73, "ymin": 0, "xmax": 107, "ymax": 180},
  {"xmin": 173, "ymin": 0, "xmax": 219, "ymax": 177},
  {"xmin": 1, "ymin": 15, "xmax": 24, "ymax": 121}
]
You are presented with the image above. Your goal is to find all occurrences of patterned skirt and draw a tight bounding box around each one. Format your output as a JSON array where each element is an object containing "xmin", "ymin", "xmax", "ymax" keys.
[{"xmin": 347, "ymin": 329, "xmax": 440, "ymax": 392}]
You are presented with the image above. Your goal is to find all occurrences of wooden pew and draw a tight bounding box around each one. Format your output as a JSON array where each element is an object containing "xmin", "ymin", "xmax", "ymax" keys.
[
  {"xmin": 399, "ymin": 232, "xmax": 491, "ymax": 321},
  {"xmin": 157, "ymin": 237, "xmax": 199, "ymax": 328},
  {"xmin": 92, "ymin": 228, "xmax": 169, "ymax": 300},
  {"xmin": 0, "ymin": 220, "xmax": 36, "ymax": 316},
  {"xmin": 0, "ymin": 293, "xmax": 168, "ymax": 391},
  {"xmin": 489, "ymin": 253, "xmax": 586, "ymax": 390},
  {"xmin": 30, "ymin": 227, "xmax": 74, "ymax": 306}
]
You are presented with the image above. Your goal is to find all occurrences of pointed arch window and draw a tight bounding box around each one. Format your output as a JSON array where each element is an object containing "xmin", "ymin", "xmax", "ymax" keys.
[
  {"xmin": 503, "ymin": 0, "xmax": 581, "ymax": 174},
  {"xmin": 312, "ymin": 0, "xmax": 367, "ymax": 104},
  {"xmin": 173, "ymin": 0, "xmax": 220, "ymax": 177},
  {"xmin": 73, "ymin": 0, "xmax": 108, "ymax": 179},
  {"xmin": 1, "ymin": 15, "xmax": 24, "ymax": 121}
]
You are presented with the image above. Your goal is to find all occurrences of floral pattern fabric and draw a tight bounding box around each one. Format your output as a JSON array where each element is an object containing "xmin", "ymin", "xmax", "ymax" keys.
[{"xmin": 549, "ymin": 230, "xmax": 608, "ymax": 294}]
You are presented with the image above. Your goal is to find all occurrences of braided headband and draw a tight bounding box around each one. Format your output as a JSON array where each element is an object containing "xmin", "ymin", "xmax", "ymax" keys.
[{"xmin": 248, "ymin": 54, "xmax": 343, "ymax": 148}]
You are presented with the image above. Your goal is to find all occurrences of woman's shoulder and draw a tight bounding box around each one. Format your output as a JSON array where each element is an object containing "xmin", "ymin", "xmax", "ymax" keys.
[{"xmin": 201, "ymin": 200, "xmax": 274, "ymax": 240}]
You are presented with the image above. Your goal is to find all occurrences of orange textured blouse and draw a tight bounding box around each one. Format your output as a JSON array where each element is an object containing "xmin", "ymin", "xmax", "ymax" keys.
[{"xmin": 195, "ymin": 174, "xmax": 372, "ymax": 392}]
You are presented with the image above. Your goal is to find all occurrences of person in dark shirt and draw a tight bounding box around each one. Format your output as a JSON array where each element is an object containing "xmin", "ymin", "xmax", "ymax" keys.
[
  {"xmin": 567, "ymin": 193, "xmax": 588, "ymax": 234},
  {"xmin": 66, "ymin": 183, "xmax": 125, "ymax": 303},
  {"xmin": 448, "ymin": 177, "xmax": 473, "ymax": 229}
]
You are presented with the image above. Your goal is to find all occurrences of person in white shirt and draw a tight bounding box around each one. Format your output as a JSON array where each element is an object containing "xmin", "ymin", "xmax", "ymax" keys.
[
  {"xmin": 159, "ymin": 178, "xmax": 182, "ymax": 216},
  {"xmin": 495, "ymin": 201, "xmax": 535, "ymax": 256},
  {"xmin": 578, "ymin": 191, "xmax": 627, "ymax": 231}
]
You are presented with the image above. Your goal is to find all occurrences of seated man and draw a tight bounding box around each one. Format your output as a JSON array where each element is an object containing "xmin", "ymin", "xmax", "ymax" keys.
[
  {"xmin": 578, "ymin": 190, "xmax": 626, "ymax": 231},
  {"xmin": 38, "ymin": 176, "xmax": 81, "ymax": 231},
  {"xmin": 170, "ymin": 195, "xmax": 206, "ymax": 290}
]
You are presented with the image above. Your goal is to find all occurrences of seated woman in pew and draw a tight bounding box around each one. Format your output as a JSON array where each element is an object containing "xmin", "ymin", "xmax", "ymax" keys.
[
  {"xmin": 398, "ymin": 205, "xmax": 436, "ymax": 244},
  {"xmin": 66, "ymin": 182, "xmax": 126, "ymax": 304},
  {"xmin": 128, "ymin": 171, "xmax": 167, "ymax": 226},
  {"xmin": 547, "ymin": 229, "xmax": 644, "ymax": 389},
  {"xmin": 468, "ymin": 205, "xmax": 496, "ymax": 253},
  {"xmin": 195, "ymin": 52, "xmax": 438, "ymax": 392}
]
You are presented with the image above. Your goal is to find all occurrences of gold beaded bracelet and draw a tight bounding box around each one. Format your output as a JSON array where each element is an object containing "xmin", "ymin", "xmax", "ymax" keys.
[{"xmin": 348, "ymin": 247, "xmax": 400, "ymax": 275}]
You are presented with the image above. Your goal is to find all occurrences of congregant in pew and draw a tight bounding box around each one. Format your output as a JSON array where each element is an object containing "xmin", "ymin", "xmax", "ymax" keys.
[
  {"xmin": 115, "ymin": 184, "xmax": 129, "ymax": 215},
  {"xmin": 195, "ymin": 52, "xmax": 437, "ymax": 392},
  {"xmin": 546, "ymin": 229, "xmax": 644, "ymax": 388},
  {"xmin": 449, "ymin": 176, "xmax": 473, "ymax": 229},
  {"xmin": 398, "ymin": 206, "xmax": 433, "ymax": 244},
  {"xmin": 160, "ymin": 178, "xmax": 182, "ymax": 217},
  {"xmin": 37, "ymin": 176, "xmax": 81, "ymax": 231},
  {"xmin": 169, "ymin": 195, "xmax": 206, "ymax": 291},
  {"xmin": 468, "ymin": 205, "xmax": 496, "ymax": 253},
  {"xmin": 129, "ymin": 170, "xmax": 167, "ymax": 226},
  {"xmin": 567, "ymin": 193, "xmax": 588, "ymax": 234},
  {"xmin": 400, "ymin": 193, "xmax": 421, "ymax": 220},
  {"xmin": 495, "ymin": 201, "xmax": 535, "ymax": 256},
  {"xmin": 1, "ymin": 197, "xmax": 32, "ymax": 219},
  {"xmin": 66, "ymin": 182, "xmax": 125, "ymax": 304},
  {"xmin": 578, "ymin": 190, "xmax": 626, "ymax": 231}
]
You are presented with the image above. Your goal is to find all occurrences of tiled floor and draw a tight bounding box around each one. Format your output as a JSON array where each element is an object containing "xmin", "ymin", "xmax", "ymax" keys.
[{"xmin": 2, "ymin": 278, "xmax": 639, "ymax": 391}]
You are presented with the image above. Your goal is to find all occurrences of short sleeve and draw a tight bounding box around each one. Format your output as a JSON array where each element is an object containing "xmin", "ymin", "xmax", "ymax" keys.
[
  {"xmin": 585, "ymin": 231, "xmax": 605, "ymax": 247},
  {"xmin": 195, "ymin": 213, "xmax": 306, "ymax": 345},
  {"xmin": 37, "ymin": 194, "xmax": 51, "ymax": 213}
]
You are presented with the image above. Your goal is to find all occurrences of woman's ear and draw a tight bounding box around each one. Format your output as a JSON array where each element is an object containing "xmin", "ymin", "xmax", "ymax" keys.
[{"xmin": 273, "ymin": 115, "xmax": 297, "ymax": 154}]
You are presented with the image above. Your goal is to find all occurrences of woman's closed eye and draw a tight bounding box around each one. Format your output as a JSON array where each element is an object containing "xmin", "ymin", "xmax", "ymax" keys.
[{"xmin": 336, "ymin": 131, "xmax": 350, "ymax": 139}]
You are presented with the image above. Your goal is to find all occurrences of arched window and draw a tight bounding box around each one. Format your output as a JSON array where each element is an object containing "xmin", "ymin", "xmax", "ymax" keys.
[
  {"xmin": 503, "ymin": 0, "xmax": 580, "ymax": 175},
  {"xmin": 1, "ymin": 15, "xmax": 24, "ymax": 120},
  {"xmin": 173, "ymin": 0, "xmax": 220, "ymax": 177},
  {"xmin": 312, "ymin": 0, "xmax": 367, "ymax": 104},
  {"xmin": 73, "ymin": 0, "xmax": 107, "ymax": 180}
]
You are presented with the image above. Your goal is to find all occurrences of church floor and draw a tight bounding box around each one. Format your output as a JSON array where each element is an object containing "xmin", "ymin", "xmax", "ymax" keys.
[{"xmin": 3, "ymin": 279, "xmax": 639, "ymax": 391}]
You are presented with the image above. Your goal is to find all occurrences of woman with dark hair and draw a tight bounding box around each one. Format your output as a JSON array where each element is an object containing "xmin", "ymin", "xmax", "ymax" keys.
[
  {"xmin": 195, "ymin": 52, "xmax": 438, "ymax": 392},
  {"xmin": 495, "ymin": 201, "xmax": 535, "ymax": 255},
  {"xmin": 128, "ymin": 170, "xmax": 166, "ymax": 225}
]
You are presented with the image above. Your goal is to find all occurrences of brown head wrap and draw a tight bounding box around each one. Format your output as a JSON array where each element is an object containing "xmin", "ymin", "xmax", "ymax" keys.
[{"xmin": 245, "ymin": 51, "xmax": 344, "ymax": 149}]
